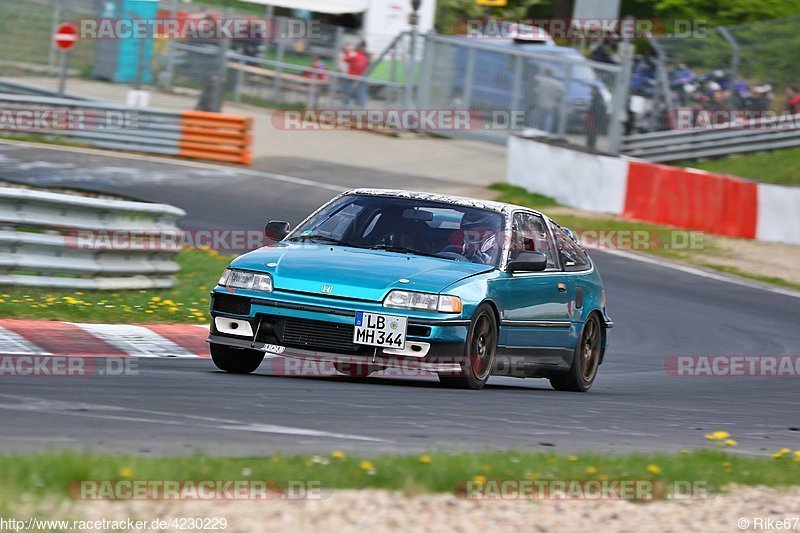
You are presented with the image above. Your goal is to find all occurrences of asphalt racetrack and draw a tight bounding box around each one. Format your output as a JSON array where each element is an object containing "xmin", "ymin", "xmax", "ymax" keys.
[{"xmin": 0, "ymin": 141, "xmax": 798, "ymax": 456}]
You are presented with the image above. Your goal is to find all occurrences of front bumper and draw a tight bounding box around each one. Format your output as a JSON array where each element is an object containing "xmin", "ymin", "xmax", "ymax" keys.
[
  {"xmin": 207, "ymin": 289, "xmax": 470, "ymax": 373},
  {"xmin": 207, "ymin": 333, "xmax": 466, "ymax": 373}
]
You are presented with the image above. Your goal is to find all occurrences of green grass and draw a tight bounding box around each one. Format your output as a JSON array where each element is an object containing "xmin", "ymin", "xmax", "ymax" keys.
[
  {"xmin": 0, "ymin": 249, "xmax": 230, "ymax": 324},
  {"xmin": 0, "ymin": 449, "xmax": 798, "ymax": 507},
  {"xmin": 676, "ymin": 148, "xmax": 800, "ymax": 186}
]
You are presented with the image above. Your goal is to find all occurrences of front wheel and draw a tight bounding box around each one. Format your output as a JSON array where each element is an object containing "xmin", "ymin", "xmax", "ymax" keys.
[
  {"xmin": 550, "ymin": 314, "xmax": 602, "ymax": 392},
  {"xmin": 210, "ymin": 344, "xmax": 264, "ymax": 374},
  {"xmin": 438, "ymin": 303, "xmax": 497, "ymax": 390}
]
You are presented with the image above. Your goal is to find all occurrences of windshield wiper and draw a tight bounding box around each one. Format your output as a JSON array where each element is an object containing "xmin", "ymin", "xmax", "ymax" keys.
[
  {"xmin": 369, "ymin": 244, "xmax": 456, "ymax": 260},
  {"xmin": 288, "ymin": 234, "xmax": 355, "ymax": 247}
]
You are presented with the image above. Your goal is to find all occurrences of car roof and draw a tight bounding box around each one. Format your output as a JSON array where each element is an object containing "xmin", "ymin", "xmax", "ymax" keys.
[{"xmin": 345, "ymin": 188, "xmax": 543, "ymax": 218}]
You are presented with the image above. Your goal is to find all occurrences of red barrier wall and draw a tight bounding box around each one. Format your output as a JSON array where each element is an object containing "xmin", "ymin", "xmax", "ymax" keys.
[{"xmin": 624, "ymin": 161, "xmax": 758, "ymax": 239}]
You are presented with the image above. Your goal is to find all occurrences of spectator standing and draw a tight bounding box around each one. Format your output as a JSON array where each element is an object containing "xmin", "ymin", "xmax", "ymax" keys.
[
  {"xmin": 585, "ymin": 86, "xmax": 606, "ymax": 150},
  {"xmin": 787, "ymin": 85, "xmax": 800, "ymax": 115},
  {"xmin": 342, "ymin": 41, "xmax": 370, "ymax": 107}
]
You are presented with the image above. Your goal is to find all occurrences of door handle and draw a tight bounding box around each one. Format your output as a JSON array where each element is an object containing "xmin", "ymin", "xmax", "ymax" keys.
[{"xmin": 557, "ymin": 282, "xmax": 567, "ymax": 293}]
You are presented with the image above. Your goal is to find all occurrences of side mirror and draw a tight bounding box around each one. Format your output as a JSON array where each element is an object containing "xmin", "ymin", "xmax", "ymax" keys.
[
  {"xmin": 265, "ymin": 220, "xmax": 291, "ymax": 242},
  {"xmin": 507, "ymin": 251, "xmax": 548, "ymax": 272}
]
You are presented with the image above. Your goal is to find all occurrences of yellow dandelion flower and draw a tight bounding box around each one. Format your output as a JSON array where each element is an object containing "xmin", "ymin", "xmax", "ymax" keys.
[
  {"xmin": 150, "ymin": 296, "xmax": 162, "ymax": 302},
  {"xmin": 585, "ymin": 466, "xmax": 598, "ymax": 475},
  {"xmin": 359, "ymin": 460, "xmax": 374, "ymax": 471},
  {"xmin": 331, "ymin": 450, "xmax": 346, "ymax": 460},
  {"xmin": 419, "ymin": 455, "xmax": 432, "ymax": 464},
  {"xmin": 597, "ymin": 474, "xmax": 609, "ymax": 481},
  {"xmin": 646, "ymin": 464, "xmax": 662, "ymax": 475},
  {"xmin": 567, "ymin": 455, "xmax": 578, "ymax": 462},
  {"xmin": 472, "ymin": 475, "xmax": 487, "ymax": 485},
  {"xmin": 119, "ymin": 467, "xmax": 133, "ymax": 478},
  {"xmin": 724, "ymin": 439, "xmax": 737, "ymax": 446},
  {"xmin": 722, "ymin": 462, "xmax": 732, "ymax": 468},
  {"xmin": 772, "ymin": 448, "xmax": 791, "ymax": 459}
]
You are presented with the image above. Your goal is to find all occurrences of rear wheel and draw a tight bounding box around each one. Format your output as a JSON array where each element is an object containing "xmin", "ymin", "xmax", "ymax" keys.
[
  {"xmin": 550, "ymin": 314, "xmax": 602, "ymax": 392},
  {"xmin": 438, "ymin": 303, "xmax": 497, "ymax": 390},
  {"xmin": 210, "ymin": 344, "xmax": 264, "ymax": 374}
]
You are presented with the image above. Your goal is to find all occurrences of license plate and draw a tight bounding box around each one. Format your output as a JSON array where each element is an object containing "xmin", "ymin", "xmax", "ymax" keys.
[{"xmin": 353, "ymin": 311, "xmax": 407, "ymax": 349}]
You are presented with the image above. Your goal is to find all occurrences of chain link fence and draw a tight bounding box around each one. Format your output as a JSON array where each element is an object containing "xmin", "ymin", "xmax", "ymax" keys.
[
  {"xmin": 420, "ymin": 34, "xmax": 625, "ymax": 150},
  {"xmin": 0, "ymin": 0, "xmax": 95, "ymax": 75},
  {"xmin": 639, "ymin": 14, "xmax": 800, "ymax": 132}
]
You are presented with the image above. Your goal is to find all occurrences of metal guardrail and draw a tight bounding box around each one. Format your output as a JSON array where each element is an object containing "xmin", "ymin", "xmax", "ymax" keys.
[
  {"xmin": 0, "ymin": 94, "xmax": 253, "ymax": 164},
  {"xmin": 0, "ymin": 79, "xmax": 92, "ymax": 100},
  {"xmin": 0, "ymin": 186, "xmax": 185, "ymax": 290},
  {"xmin": 621, "ymin": 113, "xmax": 800, "ymax": 162}
]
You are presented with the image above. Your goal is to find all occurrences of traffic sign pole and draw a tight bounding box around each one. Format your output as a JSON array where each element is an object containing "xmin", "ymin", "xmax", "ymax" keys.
[
  {"xmin": 53, "ymin": 22, "xmax": 78, "ymax": 97},
  {"xmin": 58, "ymin": 50, "xmax": 69, "ymax": 97}
]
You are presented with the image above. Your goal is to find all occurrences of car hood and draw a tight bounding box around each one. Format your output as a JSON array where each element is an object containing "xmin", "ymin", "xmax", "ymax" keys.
[{"xmin": 229, "ymin": 243, "xmax": 494, "ymax": 301}]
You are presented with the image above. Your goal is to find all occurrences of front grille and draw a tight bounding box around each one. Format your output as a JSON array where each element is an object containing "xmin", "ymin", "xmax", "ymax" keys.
[
  {"xmin": 281, "ymin": 317, "xmax": 359, "ymax": 353},
  {"xmin": 212, "ymin": 293, "xmax": 250, "ymax": 315}
]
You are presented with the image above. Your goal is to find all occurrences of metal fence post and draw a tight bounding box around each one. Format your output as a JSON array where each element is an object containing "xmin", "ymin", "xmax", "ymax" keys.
[
  {"xmin": 608, "ymin": 42, "xmax": 634, "ymax": 154},
  {"xmin": 274, "ymin": 18, "xmax": 287, "ymax": 102},
  {"xmin": 510, "ymin": 55, "xmax": 524, "ymax": 124},
  {"xmin": 555, "ymin": 63, "xmax": 573, "ymax": 139},
  {"xmin": 48, "ymin": 0, "xmax": 65, "ymax": 71},
  {"xmin": 717, "ymin": 26, "xmax": 740, "ymax": 117},
  {"xmin": 463, "ymin": 47, "xmax": 476, "ymax": 110},
  {"xmin": 162, "ymin": 0, "xmax": 179, "ymax": 91},
  {"xmin": 416, "ymin": 33, "xmax": 435, "ymax": 109}
]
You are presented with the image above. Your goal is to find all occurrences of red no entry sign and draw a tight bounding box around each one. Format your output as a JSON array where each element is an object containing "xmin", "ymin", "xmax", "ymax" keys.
[{"xmin": 54, "ymin": 22, "xmax": 78, "ymax": 52}]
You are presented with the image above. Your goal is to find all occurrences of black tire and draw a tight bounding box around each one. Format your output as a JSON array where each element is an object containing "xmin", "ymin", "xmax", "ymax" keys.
[
  {"xmin": 210, "ymin": 344, "xmax": 264, "ymax": 374},
  {"xmin": 438, "ymin": 303, "xmax": 497, "ymax": 390},
  {"xmin": 550, "ymin": 314, "xmax": 602, "ymax": 392},
  {"xmin": 333, "ymin": 361, "xmax": 378, "ymax": 377}
]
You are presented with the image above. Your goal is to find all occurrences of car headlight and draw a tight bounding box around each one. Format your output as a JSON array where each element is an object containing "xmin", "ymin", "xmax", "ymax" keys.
[
  {"xmin": 383, "ymin": 290, "xmax": 462, "ymax": 313},
  {"xmin": 217, "ymin": 269, "xmax": 273, "ymax": 292}
]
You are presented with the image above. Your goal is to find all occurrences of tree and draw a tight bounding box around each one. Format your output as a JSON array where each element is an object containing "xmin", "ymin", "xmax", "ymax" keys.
[{"xmin": 435, "ymin": 0, "xmax": 546, "ymax": 34}]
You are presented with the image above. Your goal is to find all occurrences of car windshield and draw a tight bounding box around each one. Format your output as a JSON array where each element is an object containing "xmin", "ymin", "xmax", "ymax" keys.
[{"xmin": 287, "ymin": 194, "xmax": 506, "ymax": 267}]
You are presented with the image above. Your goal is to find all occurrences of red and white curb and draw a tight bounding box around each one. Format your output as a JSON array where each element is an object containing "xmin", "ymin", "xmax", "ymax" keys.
[{"xmin": 0, "ymin": 320, "xmax": 210, "ymax": 358}]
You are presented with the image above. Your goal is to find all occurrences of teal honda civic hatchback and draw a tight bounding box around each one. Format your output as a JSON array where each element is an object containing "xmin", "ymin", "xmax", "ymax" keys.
[{"xmin": 207, "ymin": 189, "xmax": 613, "ymax": 391}]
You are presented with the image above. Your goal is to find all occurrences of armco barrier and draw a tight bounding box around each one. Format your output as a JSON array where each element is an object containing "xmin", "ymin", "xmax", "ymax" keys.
[
  {"xmin": 507, "ymin": 136, "xmax": 800, "ymax": 245},
  {"xmin": 0, "ymin": 186, "xmax": 185, "ymax": 289},
  {"xmin": 0, "ymin": 94, "xmax": 252, "ymax": 165}
]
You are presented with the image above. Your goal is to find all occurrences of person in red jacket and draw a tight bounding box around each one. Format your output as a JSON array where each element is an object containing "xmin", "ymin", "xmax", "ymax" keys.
[
  {"xmin": 787, "ymin": 85, "xmax": 800, "ymax": 115},
  {"xmin": 341, "ymin": 41, "xmax": 370, "ymax": 107}
]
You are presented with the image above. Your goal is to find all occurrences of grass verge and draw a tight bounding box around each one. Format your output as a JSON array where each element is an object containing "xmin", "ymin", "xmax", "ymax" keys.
[
  {"xmin": 676, "ymin": 148, "xmax": 800, "ymax": 186},
  {"xmin": 0, "ymin": 249, "xmax": 230, "ymax": 324},
  {"xmin": 0, "ymin": 449, "xmax": 798, "ymax": 505}
]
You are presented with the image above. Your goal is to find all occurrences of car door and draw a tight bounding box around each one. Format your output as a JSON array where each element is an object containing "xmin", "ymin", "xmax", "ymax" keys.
[
  {"xmin": 492, "ymin": 211, "xmax": 572, "ymax": 364},
  {"xmin": 551, "ymin": 223, "xmax": 594, "ymax": 325}
]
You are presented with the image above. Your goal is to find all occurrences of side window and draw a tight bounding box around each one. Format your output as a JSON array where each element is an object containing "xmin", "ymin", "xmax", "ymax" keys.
[
  {"xmin": 511, "ymin": 212, "xmax": 557, "ymax": 270},
  {"xmin": 554, "ymin": 226, "xmax": 590, "ymax": 271}
]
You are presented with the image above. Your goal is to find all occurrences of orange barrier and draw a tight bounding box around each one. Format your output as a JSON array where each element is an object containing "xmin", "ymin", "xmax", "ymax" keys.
[
  {"xmin": 178, "ymin": 111, "xmax": 253, "ymax": 165},
  {"xmin": 624, "ymin": 161, "xmax": 758, "ymax": 239}
]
